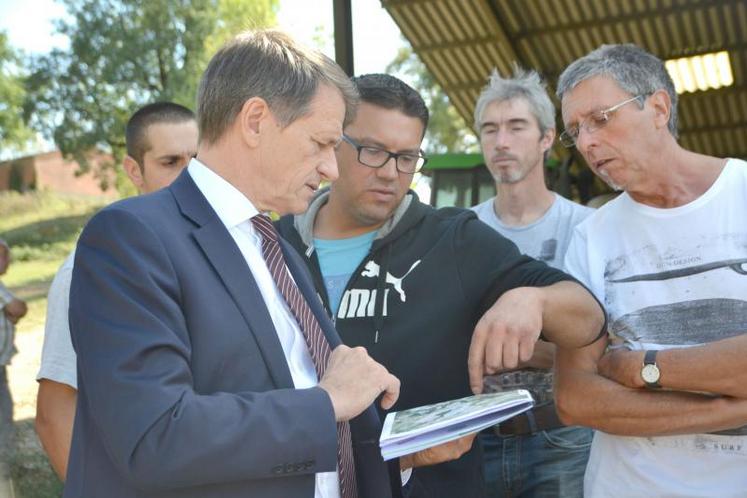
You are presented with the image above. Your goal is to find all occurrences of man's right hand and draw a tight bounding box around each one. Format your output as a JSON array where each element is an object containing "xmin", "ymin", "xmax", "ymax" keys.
[{"xmin": 319, "ymin": 345, "xmax": 400, "ymax": 422}]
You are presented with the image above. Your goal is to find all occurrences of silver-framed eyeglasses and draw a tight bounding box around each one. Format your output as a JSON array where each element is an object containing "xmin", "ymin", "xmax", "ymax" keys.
[
  {"xmin": 342, "ymin": 134, "xmax": 427, "ymax": 174},
  {"xmin": 559, "ymin": 95, "xmax": 646, "ymax": 148}
]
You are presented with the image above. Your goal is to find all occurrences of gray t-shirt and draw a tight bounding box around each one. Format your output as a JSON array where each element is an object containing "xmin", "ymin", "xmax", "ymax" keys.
[
  {"xmin": 472, "ymin": 194, "xmax": 594, "ymax": 403},
  {"xmin": 471, "ymin": 193, "xmax": 594, "ymax": 271}
]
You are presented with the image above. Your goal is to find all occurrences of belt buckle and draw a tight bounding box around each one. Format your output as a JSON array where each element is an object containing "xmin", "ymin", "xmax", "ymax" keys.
[
  {"xmin": 492, "ymin": 410, "xmax": 537, "ymax": 437},
  {"xmin": 492, "ymin": 417, "xmax": 519, "ymax": 437}
]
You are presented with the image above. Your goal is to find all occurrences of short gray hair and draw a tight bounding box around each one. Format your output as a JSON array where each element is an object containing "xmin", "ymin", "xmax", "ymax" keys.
[
  {"xmin": 557, "ymin": 44, "xmax": 678, "ymax": 137},
  {"xmin": 474, "ymin": 65, "xmax": 555, "ymax": 136},
  {"xmin": 197, "ymin": 29, "xmax": 358, "ymax": 144}
]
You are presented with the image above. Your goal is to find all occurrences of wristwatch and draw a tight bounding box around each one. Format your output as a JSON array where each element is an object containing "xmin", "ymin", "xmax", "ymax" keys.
[{"xmin": 641, "ymin": 350, "xmax": 661, "ymax": 389}]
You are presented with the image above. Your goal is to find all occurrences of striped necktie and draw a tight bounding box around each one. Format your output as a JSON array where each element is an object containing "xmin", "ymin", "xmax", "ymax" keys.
[{"xmin": 250, "ymin": 214, "xmax": 358, "ymax": 498}]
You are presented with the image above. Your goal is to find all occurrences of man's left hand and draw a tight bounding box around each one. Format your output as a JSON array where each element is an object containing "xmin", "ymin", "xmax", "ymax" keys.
[
  {"xmin": 399, "ymin": 433, "xmax": 476, "ymax": 470},
  {"xmin": 598, "ymin": 349, "xmax": 646, "ymax": 389},
  {"xmin": 468, "ymin": 287, "xmax": 544, "ymax": 394},
  {"xmin": 4, "ymin": 298, "xmax": 27, "ymax": 324}
]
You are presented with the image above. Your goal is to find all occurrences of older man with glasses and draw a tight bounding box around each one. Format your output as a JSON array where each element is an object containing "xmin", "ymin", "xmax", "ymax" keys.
[
  {"xmin": 555, "ymin": 43, "xmax": 747, "ymax": 498},
  {"xmin": 277, "ymin": 73, "xmax": 606, "ymax": 498}
]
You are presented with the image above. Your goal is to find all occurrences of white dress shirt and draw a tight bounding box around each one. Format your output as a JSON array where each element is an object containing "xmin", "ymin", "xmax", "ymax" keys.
[{"xmin": 188, "ymin": 159, "xmax": 341, "ymax": 498}]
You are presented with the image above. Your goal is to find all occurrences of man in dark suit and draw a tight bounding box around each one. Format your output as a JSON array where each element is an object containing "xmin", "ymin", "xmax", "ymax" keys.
[{"xmin": 66, "ymin": 30, "xmax": 400, "ymax": 498}]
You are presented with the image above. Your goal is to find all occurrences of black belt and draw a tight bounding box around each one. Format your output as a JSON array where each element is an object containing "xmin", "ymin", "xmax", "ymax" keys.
[{"xmin": 493, "ymin": 403, "xmax": 564, "ymax": 436}]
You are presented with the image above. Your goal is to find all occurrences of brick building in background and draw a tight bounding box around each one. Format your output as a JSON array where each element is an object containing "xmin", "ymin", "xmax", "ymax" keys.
[{"xmin": 0, "ymin": 150, "xmax": 118, "ymax": 197}]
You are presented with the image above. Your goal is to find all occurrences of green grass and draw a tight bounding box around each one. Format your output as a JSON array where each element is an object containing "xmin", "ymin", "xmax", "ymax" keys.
[
  {"xmin": 1, "ymin": 190, "xmax": 109, "ymax": 498},
  {"xmin": 0, "ymin": 191, "xmax": 105, "ymax": 232},
  {"xmin": 1, "ymin": 191, "xmax": 107, "ymax": 335}
]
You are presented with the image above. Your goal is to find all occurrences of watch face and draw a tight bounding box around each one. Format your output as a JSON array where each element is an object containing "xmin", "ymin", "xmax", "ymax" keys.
[{"xmin": 641, "ymin": 364, "xmax": 661, "ymax": 384}]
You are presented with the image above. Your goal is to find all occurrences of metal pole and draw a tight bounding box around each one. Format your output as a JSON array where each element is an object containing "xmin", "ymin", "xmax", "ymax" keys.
[{"xmin": 333, "ymin": 0, "xmax": 354, "ymax": 76}]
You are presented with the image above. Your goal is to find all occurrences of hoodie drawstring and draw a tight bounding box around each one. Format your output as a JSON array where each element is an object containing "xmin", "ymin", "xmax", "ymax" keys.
[{"xmin": 372, "ymin": 245, "xmax": 391, "ymax": 343}]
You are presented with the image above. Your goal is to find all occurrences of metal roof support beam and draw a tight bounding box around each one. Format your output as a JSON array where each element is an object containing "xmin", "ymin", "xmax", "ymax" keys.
[{"xmin": 333, "ymin": 0, "xmax": 354, "ymax": 76}]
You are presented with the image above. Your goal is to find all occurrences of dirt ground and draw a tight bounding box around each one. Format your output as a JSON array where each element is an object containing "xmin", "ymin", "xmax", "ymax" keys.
[
  {"xmin": 9, "ymin": 327, "xmax": 43, "ymax": 423},
  {"xmin": 5, "ymin": 326, "xmax": 62, "ymax": 498}
]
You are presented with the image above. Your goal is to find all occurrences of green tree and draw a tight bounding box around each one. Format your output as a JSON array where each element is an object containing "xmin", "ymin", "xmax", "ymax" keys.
[
  {"xmin": 387, "ymin": 44, "xmax": 478, "ymax": 154},
  {"xmin": 0, "ymin": 31, "xmax": 33, "ymax": 152},
  {"xmin": 25, "ymin": 0, "xmax": 278, "ymax": 189}
]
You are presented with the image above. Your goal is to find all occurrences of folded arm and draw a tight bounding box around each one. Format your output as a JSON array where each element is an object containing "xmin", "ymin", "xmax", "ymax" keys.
[
  {"xmin": 598, "ymin": 333, "xmax": 747, "ymax": 398},
  {"xmin": 555, "ymin": 338, "xmax": 747, "ymax": 436}
]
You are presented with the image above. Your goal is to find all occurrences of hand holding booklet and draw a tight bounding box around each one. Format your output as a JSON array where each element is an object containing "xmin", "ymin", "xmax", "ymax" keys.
[{"xmin": 379, "ymin": 389, "xmax": 534, "ymax": 461}]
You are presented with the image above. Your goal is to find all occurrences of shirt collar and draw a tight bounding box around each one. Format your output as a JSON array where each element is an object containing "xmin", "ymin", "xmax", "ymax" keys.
[{"xmin": 187, "ymin": 158, "xmax": 258, "ymax": 229}]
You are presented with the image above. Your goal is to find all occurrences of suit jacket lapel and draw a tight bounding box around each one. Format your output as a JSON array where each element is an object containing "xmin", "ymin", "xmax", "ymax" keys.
[{"xmin": 170, "ymin": 171, "xmax": 295, "ymax": 389}]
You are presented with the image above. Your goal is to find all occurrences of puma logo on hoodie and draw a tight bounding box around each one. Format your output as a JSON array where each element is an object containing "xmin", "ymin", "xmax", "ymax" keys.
[{"xmin": 337, "ymin": 259, "xmax": 421, "ymax": 318}]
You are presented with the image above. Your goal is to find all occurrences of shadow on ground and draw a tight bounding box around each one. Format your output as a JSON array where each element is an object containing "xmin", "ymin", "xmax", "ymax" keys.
[
  {"xmin": 2, "ymin": 211, "xmax": 97, "ymax": 263},
  {"xmin": 10, "ymin": 419, "xmax": 62, "ymax": 498}
]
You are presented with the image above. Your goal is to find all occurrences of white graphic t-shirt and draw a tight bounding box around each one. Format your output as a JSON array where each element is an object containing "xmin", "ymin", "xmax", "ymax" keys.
[{"xmin": 565, "ymin": 158, "xmax": 747, "ymax": 498}]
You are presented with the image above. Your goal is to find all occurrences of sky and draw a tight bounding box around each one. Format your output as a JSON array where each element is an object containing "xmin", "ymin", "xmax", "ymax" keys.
[
  {"xmin": 0, "ymin": 0, "xmax": 406, "ymax": 74},
  {"xmin": 0, "ymin": 0, "xmax": 69, "ymax": 53},
  {"xmin": 0, "ymin": 0, "xmax": 431, "ymax": 195}
]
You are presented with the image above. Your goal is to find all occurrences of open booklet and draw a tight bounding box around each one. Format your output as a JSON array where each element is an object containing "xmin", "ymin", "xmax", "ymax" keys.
[{"xmin": 379, "ymin": 389, "xmax": 534, "ymax": 461}]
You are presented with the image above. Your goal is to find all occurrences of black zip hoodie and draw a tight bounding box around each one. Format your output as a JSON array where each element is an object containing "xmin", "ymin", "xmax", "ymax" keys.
[{"xmin": 276, "ymin": 189, "xmax": 573, "ymax": 497}]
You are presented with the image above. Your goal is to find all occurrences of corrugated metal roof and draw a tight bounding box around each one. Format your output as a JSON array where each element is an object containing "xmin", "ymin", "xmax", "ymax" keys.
[{"xmin": 382, "ymin": 0, "xmax": 747, "ymax": 159}]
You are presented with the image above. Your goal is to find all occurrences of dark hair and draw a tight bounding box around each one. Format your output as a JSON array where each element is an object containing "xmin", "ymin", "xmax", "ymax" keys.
[
  {"xmin": 352, "ymin": 74, "xmax": 429, "ymax": 134},
  {"xmin": 197, "ymin": 29, "xmax": 358, "ymax": 145},
  {"xmin": 125, "ymin": 102, "xmax": 196, "ymax": 169}
]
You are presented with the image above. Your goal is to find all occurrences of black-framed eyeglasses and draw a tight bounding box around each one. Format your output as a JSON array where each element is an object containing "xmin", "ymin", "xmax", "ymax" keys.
[
  {"xmin": 559, "ymin": 94, "xmax": 646, "ymax": 148},
  {"xmin": 342, "ymin": 134, "xmax": 427, "ymax": 174}
]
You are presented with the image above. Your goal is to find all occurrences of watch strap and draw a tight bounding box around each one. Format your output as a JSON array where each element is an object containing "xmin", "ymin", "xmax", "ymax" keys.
[
  {"xmin": 644, "ymin": 349, "xmax": 658, "ymax": 366},
  {"xmin": 642, "ymin": 349, "xmax": 661, "ymax": 388}
]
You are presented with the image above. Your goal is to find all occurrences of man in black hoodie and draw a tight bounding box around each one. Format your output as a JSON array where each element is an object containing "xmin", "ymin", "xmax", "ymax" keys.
[{"xmin": 277, "ymin": 74, "xmax": 605, "ymax": 497}]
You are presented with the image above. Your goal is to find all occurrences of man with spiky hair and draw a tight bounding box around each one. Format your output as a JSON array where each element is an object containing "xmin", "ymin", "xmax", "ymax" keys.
[{"xmin": 471, "ymin": 66, "xmax": 594, "ymax": 498}]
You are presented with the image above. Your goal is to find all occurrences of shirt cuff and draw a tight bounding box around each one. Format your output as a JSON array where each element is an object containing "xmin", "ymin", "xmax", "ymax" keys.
[{"xmin": 400, "ymin": 467, "xmax": 412, "ymax": 486}]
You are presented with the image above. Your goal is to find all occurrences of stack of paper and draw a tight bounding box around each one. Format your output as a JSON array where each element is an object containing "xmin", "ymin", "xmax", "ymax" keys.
[{"xmin": 379, "ymin": 390, "xmax": 534, "ymax": 461}]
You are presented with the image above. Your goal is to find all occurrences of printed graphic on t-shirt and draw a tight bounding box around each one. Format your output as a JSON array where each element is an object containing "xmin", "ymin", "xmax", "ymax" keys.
[
  {"xmin": 537, "ymin": 238, "xmax": 557, "ymax": 262},
  {"xmin": 644, "ymin": 434, "xmax": 747, "ymax": 456},
  {"xmin": 603, "ymin": 233, "xmax": 747, "ymax": 349},
  {"xmin": 609, "ymin": 298, "xmax": 747, "ymax": 346},
  {"xmin": 337, "ymin": 259, "xmax": 421, "ymax": 319},
  {"xmin": 603, "ymin": 233, "xmax": 747, "ymax": 436}
]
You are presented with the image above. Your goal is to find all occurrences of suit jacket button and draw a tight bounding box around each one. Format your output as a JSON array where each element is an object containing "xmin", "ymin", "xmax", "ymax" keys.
[{"xmin": 271, "ymin": 465, "xmax": 283, "ymax": 474}]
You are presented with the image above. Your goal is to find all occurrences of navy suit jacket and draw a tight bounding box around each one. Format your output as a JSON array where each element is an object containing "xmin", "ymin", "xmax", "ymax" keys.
[{"xmin": 66, "ymin": 170, "xmax": 396, "ymax": 497}]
